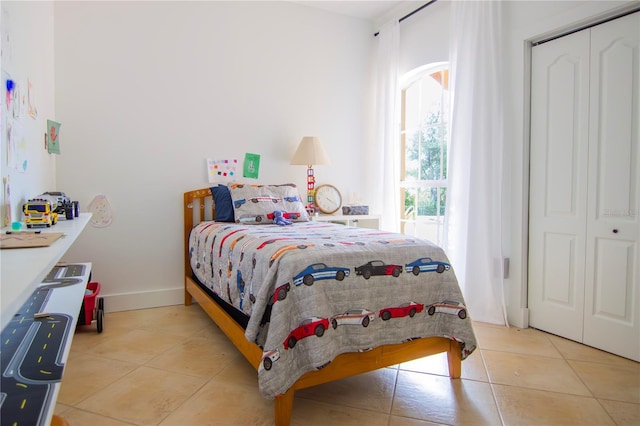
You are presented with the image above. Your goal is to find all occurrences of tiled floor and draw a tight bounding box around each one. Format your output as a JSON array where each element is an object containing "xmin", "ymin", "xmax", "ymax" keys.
[{"xmin": 55, "ymin": 304, "xmax": 640, "ymax": 425}]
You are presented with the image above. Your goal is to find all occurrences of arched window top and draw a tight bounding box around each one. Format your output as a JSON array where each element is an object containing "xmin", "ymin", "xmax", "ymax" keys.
[{"xmin": 401, "ymin": 62, "xmax": 448, "ymax": 89}]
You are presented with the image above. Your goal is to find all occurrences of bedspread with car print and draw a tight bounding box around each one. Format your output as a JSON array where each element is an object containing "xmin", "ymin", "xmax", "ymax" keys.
[{"xmin": 189, "ymin": 221, "xmax": 477, "ymax": 399}]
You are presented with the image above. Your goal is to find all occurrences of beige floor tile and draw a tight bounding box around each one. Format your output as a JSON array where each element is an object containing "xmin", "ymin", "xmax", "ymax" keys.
[
  {"xmin": 492, "ymin": 384, "xmax": 615, "ymax": 426},
  {"xmin": 158, "ymin": 379, "xmax": 273, "ymax": 426},
  {"xmin": 568, "ymin": 359, "xmax": 640, "ymax": 403},
  {"xmin": 53, "ymin": 402, "xmax": 72, "ymax": 417},
  {"xmin": 473, "ymin": 323, "xmax": 562, "ymax": 358},
  {"xmin": 55, "ymin": 407, "xmax": 137, "ymax": 425},
  {"xmin": 105, "ymin": 305, "xmax": 214, "ymax": 338},
  {"xmin": 146, "ymin": 337, "xmax": 240, "ymax": 378},
  {"xmin": 58, "ymin": 352, "xmax": 138, "ymax": 405},
  {"xmin": 599, "ymin": 399, "xmax": 640, "ymax": 426},
  {"xmin": 391, "ymin": 371, "xmax": 501, "ymax": 425},
  {"xmin": 213, "ymin": 354, "xmax": 261, "ymax": 388},
  {"xmin": 190, "ymin": 320, "xmax": 230, "ymax": 341},
  {"xmin": 77, "ymin": 366, "xmax": 206, "ymax": 425},
  {"xmin": 69, "ymin": 322, "xmax": 132, "ymax": 354},
  {"xmin": 389, "ymin": 416, "xmax": 445, "ymax": 426},
  {"xmin": 290, "ymin": 398, "xmax": 390, "ymax": 426},
  {"xmin": 79, "ymin": 328, "xmax": 187, "ymax": 364},
  {"xmin": 296, "ymin": 367, "xmax": 397, "ymax": 413},
  {"xmin": 547, "ymin": 333, "xmax": 639, "ymax": 366},
  {"xmin": 400, "ymin": 350, "xmax": 488, "ymax": 382},
  {"xmin": 483, "ymin": 350, "xmax": 592, "ymax": 396}
]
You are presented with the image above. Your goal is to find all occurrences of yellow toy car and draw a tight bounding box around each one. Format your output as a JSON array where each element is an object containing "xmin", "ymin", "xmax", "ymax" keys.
[{"xmin": 23, "ymin": 199, "xmax": 59, "ymax": 228}]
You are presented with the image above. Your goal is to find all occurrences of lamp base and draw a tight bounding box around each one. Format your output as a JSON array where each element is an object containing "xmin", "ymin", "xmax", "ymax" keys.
[{"xmin": 306, "ymin": 164, "xmax": 315, "ymax": 205}]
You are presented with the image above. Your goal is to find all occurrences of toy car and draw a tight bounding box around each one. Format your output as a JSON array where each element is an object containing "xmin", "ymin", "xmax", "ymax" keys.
[
  {"xmin": 38, "ymin": 191, "xmax": 78, "ymax": 220},
  {"xmin": 23, "ymin": 199, "xmax": 58, "ymax": 227}
]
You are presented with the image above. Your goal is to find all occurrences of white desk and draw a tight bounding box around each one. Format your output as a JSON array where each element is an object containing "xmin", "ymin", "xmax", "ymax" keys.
[
  {"xmin": 312, "ymin": 214, "xmax": 380, "ymax": 230},
  {"xmin": 0, "ymin": 213, "xmax": 91, "ymax": 426},
  {"xmin": 0, "ymin": 213, "xmax": 91, "ymax": 330}
]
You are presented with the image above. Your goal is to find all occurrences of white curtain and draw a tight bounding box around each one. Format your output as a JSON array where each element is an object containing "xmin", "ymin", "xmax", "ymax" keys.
[
  {"xmin": 444, "ymin": 1, "xmax": 508, "ymax": 325},
  {"xmin": 373, "ymin": 20, "xmax": 400, "ymax": 232}
]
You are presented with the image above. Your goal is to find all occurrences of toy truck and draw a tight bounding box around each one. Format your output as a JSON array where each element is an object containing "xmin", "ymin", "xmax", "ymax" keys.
[
  {"xmin": 23, "ymin": 199, "xmax": 59, "ymax": 228},
  {"xmin": 38, "ymin": 191, "xmax": 78, "ymax": 220}
]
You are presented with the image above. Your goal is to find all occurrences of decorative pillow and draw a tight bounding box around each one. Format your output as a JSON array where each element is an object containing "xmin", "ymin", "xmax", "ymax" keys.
[
  {"xmin": 228, "ymin": 183, "xmax": 310, "ymax": 224},
  {"xmin": 209, "ymin": 185, "xmax": 235, "ymax": 222}
]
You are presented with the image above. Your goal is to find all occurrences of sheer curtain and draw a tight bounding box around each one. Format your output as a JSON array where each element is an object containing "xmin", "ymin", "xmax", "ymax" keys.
[
  {"xmin": 444, "ymin": 1, "xmax": 508, "ymax": 325},
  {"xmin": 373, "ymin": 20, "xmax": 400, "ymax": 232}
]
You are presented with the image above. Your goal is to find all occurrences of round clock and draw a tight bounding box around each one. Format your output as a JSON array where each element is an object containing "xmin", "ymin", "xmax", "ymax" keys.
[{"xmin": 315, "ymin": 184, "xmax": 342, "ymax": 214}]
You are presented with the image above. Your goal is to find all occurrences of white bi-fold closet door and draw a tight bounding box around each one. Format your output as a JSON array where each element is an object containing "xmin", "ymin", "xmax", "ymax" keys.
[{"xmin": 528, "ymin": 11, "xmax": 639, "ymax": 361}]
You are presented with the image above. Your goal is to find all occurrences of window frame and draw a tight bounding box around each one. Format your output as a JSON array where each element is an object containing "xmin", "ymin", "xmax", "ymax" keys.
[{"xmin": 399, "ymin": 62, "xmax": 450, "ymax": 244}]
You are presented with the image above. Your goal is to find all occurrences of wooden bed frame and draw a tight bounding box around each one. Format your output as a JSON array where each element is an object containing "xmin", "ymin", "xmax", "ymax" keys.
[{"xmin": 183, "ymin": 187, "xmax": 462, "ymax": 425}]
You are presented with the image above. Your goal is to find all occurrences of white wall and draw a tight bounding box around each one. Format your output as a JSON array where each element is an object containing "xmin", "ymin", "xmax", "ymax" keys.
[
  {"xmin": 398, "ymin": 0, "xmax": 451, "ymax": 75},
  {"xmin": 0, "ymin": 1, "xmax": 56, "ymax": 225},
  {"xmin": 54, "ymin": 1, "xmax": 375, "ymax": 311}
]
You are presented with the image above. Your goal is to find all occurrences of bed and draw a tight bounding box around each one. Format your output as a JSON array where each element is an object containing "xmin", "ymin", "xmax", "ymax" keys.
[{"xmin": 184, "ymin": 184, "xmax": 477, "ymax": 425}]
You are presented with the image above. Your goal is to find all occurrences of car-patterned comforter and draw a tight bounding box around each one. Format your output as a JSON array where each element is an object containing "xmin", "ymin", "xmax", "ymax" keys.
[{"xmin": 189, "ymin": 221, "xmax": 477, "ymax": 399}]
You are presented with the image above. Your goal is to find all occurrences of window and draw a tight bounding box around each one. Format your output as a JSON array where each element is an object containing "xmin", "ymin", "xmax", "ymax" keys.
[{"xmin": 400, "ymin": 63, "xmax": 449, "ymax": 245}]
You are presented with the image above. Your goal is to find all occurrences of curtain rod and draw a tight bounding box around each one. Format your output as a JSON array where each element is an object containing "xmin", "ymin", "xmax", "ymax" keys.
[{"xmin": 374, "ymin": 0, "xmax": 438, "ymax": 37}]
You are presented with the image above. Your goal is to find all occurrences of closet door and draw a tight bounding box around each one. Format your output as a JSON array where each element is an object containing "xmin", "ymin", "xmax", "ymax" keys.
[
  {"xmin": 583, "ymin": 12, "xmax": 639, "ymax": 361},
  {"xmin": 528, "ymin": 30, "xmax": 590, "ymax": 342},
  {"xmin": 529, "ymin": 12, "xmax": 639, "ymax": 361}
]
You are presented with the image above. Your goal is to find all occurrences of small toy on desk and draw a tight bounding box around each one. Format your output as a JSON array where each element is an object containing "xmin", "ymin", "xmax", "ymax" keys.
[
  {"xmin": 23, "ymin": 198, "xmax": 58, "ymax": 228},
  {"xmin": 272, "ymin": 210, "xmax": 292, "ymax": 226},
  {"xmin": 38, "ymin": 192, "xmax": 79, "ymax": 220}
]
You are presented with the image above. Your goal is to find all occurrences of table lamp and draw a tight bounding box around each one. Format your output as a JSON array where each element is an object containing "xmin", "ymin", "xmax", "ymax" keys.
[{"xmin": 290, "ymin": 136, "xmax": 330, "ymax": 207}]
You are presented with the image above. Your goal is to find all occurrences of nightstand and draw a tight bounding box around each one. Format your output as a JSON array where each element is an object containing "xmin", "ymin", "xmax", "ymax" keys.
[{"xmin": 312, "ymin": 214, "xmax": 380, "ymax": 230}]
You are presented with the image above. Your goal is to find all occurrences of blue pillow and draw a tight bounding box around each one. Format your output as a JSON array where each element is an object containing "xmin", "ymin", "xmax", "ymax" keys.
[{"xmin": 210, "ymin": 185, "xmax": 235, "ymax": 222}]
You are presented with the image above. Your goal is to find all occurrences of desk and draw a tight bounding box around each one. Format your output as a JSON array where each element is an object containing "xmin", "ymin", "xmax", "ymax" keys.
[
  {"xmin": 0, "ymin": 214, "xmax": 91, "ymax": 426},
  {"xmin": 312, "ymin": 214, "xmax": 380, "ymax": 230}
]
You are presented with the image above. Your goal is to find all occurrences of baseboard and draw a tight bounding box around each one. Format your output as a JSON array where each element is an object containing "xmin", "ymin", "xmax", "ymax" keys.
[{"xmin": 100, "ymin": 287, "xmax": 184, "ymax": 313}]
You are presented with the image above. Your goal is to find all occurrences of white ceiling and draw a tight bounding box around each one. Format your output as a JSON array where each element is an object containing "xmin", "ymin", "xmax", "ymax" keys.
[{"xmin": 291, "ymin": 1, "xmax": 420, "ymax": 23}]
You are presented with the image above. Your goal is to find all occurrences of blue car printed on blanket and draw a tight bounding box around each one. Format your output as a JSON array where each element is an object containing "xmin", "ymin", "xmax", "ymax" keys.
[
  {"xmin": 405, "ymin": 257, "xmax": 451, "ymax": 275},
  {"xmin": 293, "ymin": 263, "xmax": 350, "ymax": 286}
]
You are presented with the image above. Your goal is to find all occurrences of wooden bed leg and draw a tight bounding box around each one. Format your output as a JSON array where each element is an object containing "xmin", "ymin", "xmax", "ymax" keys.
[
  {"xmin": 184, "ymin": 285, "xmax": 192, "ymax": 306},
  {"xmin": 447, "ymin": 342, "xmax": 462, "ymax": 379},
  {"xmin": 274, "ymin": 388, "xmax": 295, "ymax": 426}
]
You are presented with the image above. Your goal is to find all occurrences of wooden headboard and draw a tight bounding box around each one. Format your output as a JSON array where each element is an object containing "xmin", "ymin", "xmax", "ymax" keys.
[{"xmin": 183, "ymin": 187, "xmax": 215, "ymax": 280}]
